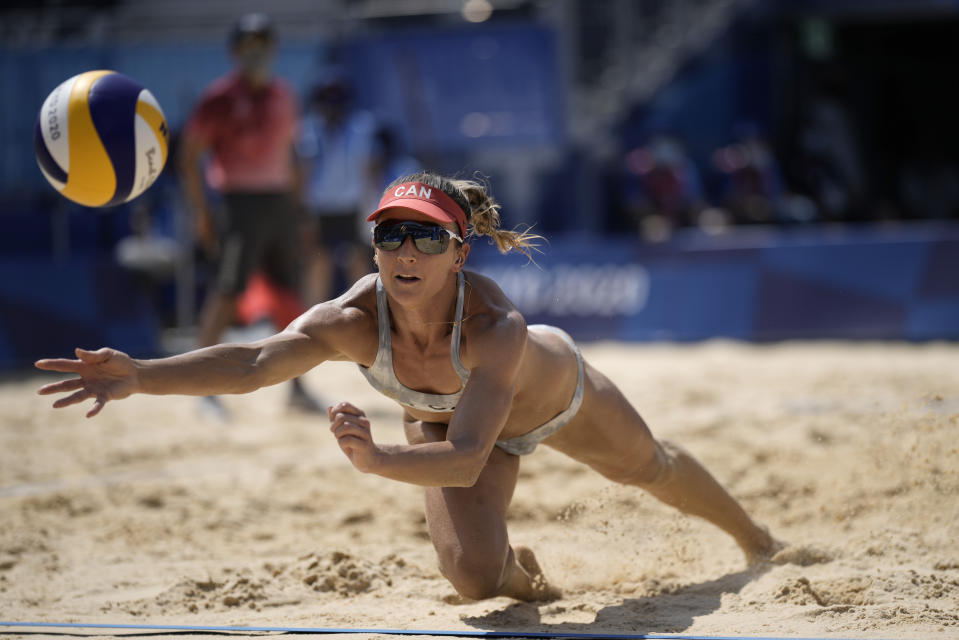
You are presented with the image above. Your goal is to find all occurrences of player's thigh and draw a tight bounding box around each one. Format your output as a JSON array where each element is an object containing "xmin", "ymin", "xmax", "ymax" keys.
[
  {"xmin": 542, "ymin": 360, "xmax": 660, "ymax": 484},
  {"xmin": 404, "ymin": 419, "xmax": 519, "ymax": 562},
  {"xmin": 424, "ymin": 446, "xmax": 519, "ymax": 569},
  {"xmin": 403, "ymin": 418, "xmax": 447, "ymax": 446}
]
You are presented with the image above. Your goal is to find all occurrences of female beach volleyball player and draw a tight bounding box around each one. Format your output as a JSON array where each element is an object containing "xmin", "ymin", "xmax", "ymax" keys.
[{"xmin": 36, "ymin": 172, "xmax": 781, "ymax": 602}]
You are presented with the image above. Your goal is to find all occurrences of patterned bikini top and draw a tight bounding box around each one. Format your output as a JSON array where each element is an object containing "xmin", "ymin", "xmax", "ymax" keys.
[{"xmin": 357, "ymin": 272, "xmax": 470, "ymax": 412}]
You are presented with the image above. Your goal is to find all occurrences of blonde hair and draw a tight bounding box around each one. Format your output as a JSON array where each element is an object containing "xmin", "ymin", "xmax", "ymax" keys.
[{"xmin": 385, "ymin": 172, "xmax": 543, "ymax": 258}]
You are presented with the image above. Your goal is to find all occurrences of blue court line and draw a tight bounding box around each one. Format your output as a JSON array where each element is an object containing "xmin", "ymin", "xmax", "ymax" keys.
[{"xmin": 0, "ymin": 621, "xmax": 883, "ymax": 640}]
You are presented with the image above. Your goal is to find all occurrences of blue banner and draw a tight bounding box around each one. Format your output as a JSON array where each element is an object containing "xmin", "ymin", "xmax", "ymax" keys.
[
  {"xmin": 0, "ymin": 257, "xmax": 159, "ymax": 369},
  {"xmin": 1, "ymin": 223, "xmax": 956, "ymax": 370},
  {"xmin": 469, "ymin": 223, "xmax": 959, "ymax": 342}
]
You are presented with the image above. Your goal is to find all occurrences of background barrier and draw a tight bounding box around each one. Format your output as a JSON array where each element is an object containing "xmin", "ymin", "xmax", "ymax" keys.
[
  {"xmin": 0, "ymin": 256, "xmax": 159, "ymax": 370},
  {"xmin": 471, "ymin": 222, "xmax": 959, "ymax": 342},
  {"xmin": 2, "ymin": 222, "xmax": 956, "ymax": 370}
]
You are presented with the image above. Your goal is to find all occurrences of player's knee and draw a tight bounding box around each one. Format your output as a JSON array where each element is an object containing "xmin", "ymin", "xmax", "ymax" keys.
[
  {"xmin": 438, "ymin": 550, "xmax": 506, "ymax": 601},
  {"xmin": 448, "ymin": 569, "xmax": 504, "ymax": 601},
  {"xmin": 598, "ymin": 439, "xmax": 673, "ymax": 487}
]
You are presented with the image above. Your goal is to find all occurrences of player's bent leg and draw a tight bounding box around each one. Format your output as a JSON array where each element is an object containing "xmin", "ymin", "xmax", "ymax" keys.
[
  {"xmin": 424, "ymin": 448, "xmax": 556, "ymax": 601},
  {"xmin": 426, "ymin": 447, "xmax": 513, "ymax": 599},
  {"xmin": 405, "ymin": 419, "xmax": 558, "ymax": 601},
  {"xmin": 544, "ymin": 361, "xmax": 781, "ymax": 564}
]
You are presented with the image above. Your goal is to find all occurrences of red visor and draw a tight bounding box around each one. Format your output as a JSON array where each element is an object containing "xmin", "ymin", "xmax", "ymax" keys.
[{"xmin": 367, "ymin": 182, "xmax": 468, "ymax": 238}]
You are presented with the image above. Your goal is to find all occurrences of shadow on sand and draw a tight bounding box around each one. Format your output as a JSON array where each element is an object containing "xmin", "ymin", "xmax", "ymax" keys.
[{"xmin": 462, "ymin": 564, "xmax": 772, "ymax": 637}]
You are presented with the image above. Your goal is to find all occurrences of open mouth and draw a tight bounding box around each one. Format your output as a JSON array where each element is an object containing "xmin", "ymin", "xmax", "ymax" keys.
[{"xmin": 395, "ymin": 275, "xmax": 420, "ymax": 282}]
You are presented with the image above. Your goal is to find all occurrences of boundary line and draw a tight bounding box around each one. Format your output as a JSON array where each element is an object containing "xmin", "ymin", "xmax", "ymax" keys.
[{"xmin": 0, "ymin": 621, "xmax": 886, "ymax": 640}]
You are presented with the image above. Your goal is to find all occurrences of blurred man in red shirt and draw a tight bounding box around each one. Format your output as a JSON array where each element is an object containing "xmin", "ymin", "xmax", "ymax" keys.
[{"xmin": 179, "ymin": 12, "xmax": 320, "ymax": 418}]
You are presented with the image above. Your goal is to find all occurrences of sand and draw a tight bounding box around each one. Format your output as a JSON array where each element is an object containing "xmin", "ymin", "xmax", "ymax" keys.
[{"xmin": 1, "ymin": 340, "xmax": 957, "ymax": 639}]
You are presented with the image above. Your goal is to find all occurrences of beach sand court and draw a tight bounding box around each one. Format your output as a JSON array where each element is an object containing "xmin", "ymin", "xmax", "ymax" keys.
[{"xmin": 2, "ymin": 340, "xmax": 957, "ymax": 639}]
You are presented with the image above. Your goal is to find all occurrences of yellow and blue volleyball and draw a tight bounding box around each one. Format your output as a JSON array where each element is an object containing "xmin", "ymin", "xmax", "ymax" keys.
[{"xmin": 34, "ymin": 70, "xmax": 169, "ymax": 207}]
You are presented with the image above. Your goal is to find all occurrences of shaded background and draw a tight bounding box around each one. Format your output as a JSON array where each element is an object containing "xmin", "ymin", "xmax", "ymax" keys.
[{"xmin": 2, "ymin": 0, "xmax": 958, "ymax": 368}]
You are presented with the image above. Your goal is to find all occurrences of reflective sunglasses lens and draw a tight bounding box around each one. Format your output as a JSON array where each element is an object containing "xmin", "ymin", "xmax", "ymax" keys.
[
  {"xmin": 373, "ymin": 224, "xmax": 405, "ymax": 250},
  {"xmin": 413, "ymin": 233, "xmax": 448, "ymax": 254},
  {"xmin": 374, "ymin": 222, "xmax": 450, "ymax": 254}
]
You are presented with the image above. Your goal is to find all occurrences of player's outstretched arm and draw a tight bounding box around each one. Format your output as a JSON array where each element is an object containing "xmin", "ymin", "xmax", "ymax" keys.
[
  {"xmin": 35, "ymin": 288, "xmax": 367, "ymax": 417},
  {"xmin": 36, "ymin": 318, "xmax": 337, "ymax": 417}
]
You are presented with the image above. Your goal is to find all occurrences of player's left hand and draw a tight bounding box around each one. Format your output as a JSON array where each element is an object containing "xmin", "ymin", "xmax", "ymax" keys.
[{"xmin": 328, "ymin": 401, "xmax": 380, "ymax": 473}]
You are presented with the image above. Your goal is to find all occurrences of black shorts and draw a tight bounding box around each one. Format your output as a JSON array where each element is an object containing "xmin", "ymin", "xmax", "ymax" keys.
[
  {"xmin": 215, "ymin": 192, "xmax": 300, "ymax": 296},
  {"xmin": 313, "ymin": 210, "xmax": 365, "ymax": 249}
]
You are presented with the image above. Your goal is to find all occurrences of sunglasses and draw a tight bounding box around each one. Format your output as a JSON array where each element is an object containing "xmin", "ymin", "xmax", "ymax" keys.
[{"xmin": 372, "ymin": 221, "xmax": 463, "ymax": 255}]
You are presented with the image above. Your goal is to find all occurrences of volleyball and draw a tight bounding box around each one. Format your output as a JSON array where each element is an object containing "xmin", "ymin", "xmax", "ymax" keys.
[{"xmin": 34, "ymin": 70, "xmax": 169, "ymax": 208}]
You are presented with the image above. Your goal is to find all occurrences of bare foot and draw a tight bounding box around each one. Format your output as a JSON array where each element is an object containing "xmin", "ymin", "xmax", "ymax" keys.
[
  {"xmin": 514, "ymin": 545, "xmax": 562, "ymax": 601},
  {"xmin": 769, "ymin": 543, "xmax": 834, "ymax": 566},
  {"xmin": 441, "ymin": 593, "xmax": 473, "ymax": 605},
  {"xmin": 743, "ymin": 525, "xmax": 788, "ymax": 566}
]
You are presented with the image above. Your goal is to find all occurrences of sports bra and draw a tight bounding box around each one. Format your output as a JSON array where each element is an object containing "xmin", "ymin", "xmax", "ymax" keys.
[{"xmin": 357, "ymin": 271, "xmax": 470, "ymax": 412}]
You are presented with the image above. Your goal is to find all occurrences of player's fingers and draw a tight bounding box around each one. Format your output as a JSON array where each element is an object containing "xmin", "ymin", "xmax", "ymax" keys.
[
  {"xmin": 334, "ymin": 417, "xmax": 369, "ymax": 433},
  {"xmin": 76, "ymin": 347, "xmax": 110, "ymax": 363},
  {"xmin": 329, "ymin": 412, "xmax": 370, "ymax": 433},
  {"xmin": 34, "ymin": 358, "xmax": 83, "ymax": 373},
  {"xmin": 330, "ymin": 401, "xmax": 365, "ymax": 418},
  {"xmin": 87, "ymin": 396, "xmax": 107, "ymax": 418},
  {"xmin": 52, "ymin": 389, "xmax": 92, "ymax": 409},
  {"xmin": 37, "ymin": 378, "xmax": 85, "ymax": 395},
  {"xmin": 332, "ymin": 421, "xmax": 370, "ymax": 441}
]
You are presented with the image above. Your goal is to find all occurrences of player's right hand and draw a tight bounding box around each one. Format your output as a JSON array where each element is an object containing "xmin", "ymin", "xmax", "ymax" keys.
[
  {"xmin": 35, "ymin": 347, "xmax": 139, "ymax": 418},
  {"xmin": 328, "ymin": 401, "xmax": 380, "ymax": 474}
]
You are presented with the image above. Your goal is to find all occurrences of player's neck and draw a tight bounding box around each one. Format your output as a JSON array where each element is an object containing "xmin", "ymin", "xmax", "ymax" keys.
[{"xmin": 387, "ymin": 279, "xmax": 459, "ymax": 348}]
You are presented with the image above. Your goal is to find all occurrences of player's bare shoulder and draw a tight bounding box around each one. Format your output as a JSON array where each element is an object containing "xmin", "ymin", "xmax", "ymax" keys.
[
  {"xmin": 463, "ymin": 269, "xmax": 519, "ymax": 314},
  {"xmin": 460, "ymin": 270, "xmax": 527, "ymax": 368},
  {"xmin": 289, "ymin": 274, "xmax": 379, "ymax": 364}
]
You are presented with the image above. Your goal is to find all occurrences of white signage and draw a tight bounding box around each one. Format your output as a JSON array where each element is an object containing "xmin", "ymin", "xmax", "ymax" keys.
[{"xmin": 478, "ymin": 264, "xmax": 650, "ymax": 317}]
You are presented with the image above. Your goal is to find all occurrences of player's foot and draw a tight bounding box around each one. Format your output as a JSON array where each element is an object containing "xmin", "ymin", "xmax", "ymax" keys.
[
  {"xmin": 515, "ymin": 545, "xmax": 562, "ymax": 601},
  {"xmin": 768, "ymin": 543, "xmax": 833, "ymax": 566},
  {"xmin": 743, "ymin": 525, "xmax": 787, "ymax": 566}
]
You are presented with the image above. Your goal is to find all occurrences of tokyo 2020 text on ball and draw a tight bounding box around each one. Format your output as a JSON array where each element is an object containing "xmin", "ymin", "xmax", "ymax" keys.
[{"xmin": 34, "ymin": 70, "xmax": 169, "ymax": 208}]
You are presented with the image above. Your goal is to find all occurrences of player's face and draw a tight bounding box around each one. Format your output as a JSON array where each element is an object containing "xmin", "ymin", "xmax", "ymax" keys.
[{"xmin": 372, "ymin": 209, "xmax": 468, "ymax": 303}]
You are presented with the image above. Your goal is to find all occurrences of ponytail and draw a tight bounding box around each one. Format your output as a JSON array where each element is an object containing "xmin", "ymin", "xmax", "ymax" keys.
[{"xmin": 386, "ymin": 172, "xmax": 543, "ymax": 258}]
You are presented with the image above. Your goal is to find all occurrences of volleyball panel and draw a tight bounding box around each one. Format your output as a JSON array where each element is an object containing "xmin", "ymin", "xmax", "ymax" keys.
[
  {"xmin": 87, "ymin": 71, "xmax": 147, "ymax": 206},
  {"xmin": 34, "ymin": 119, "xmax": 67, "ymax": 190},
  {"xmin": 34, "ymin": 73, "xmax": 80, "ymax": 189},
  {"xmin": 130, "ymin": 112, "xmax": 162, "ymax": 202},
  {"xmin": 61, "ymin": 70, "xmax": 115, "ymax": 207},
  {"xmin": 128, "ymin": 89, "xmax": 169, "ymax": 203}
]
